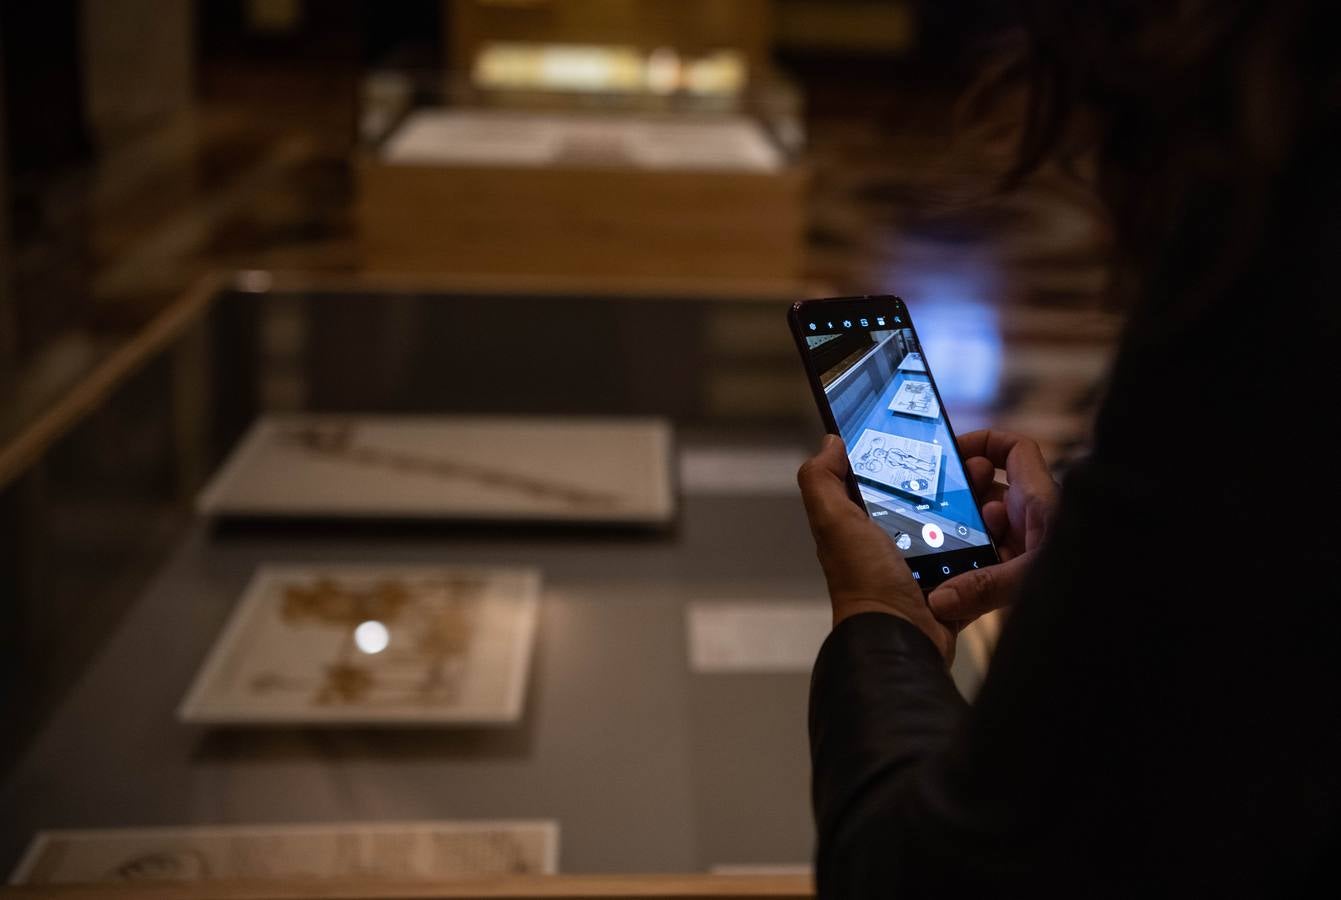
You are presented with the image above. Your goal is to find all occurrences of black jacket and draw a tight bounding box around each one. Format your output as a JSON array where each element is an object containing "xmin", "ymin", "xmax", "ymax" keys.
[{"xmin": 810, "ymin": 236, "xmax": 1341, "ymax": 895}]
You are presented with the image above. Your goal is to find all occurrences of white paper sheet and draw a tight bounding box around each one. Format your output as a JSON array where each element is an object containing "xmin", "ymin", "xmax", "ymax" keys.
[
  {"xmin": 849, "ymin": 428, "xmax": 943, "ymax": 499},
  {"xmin": 197, "ymin": 415, "xmax": 675, "ymax": 525},
  {"xmin": 179, "ymin": 565, "xmax": 540, "ymax": 726},
  {"xmin": 678, "ymin": 446, "xmax": 808, "ymax": 496},
  {"xmin": 382, "ymin": 110, "xmax": 784, "ymax": 172},
  {"xmin": 687, "ymin": 602, "xmax": 832, "ymax": 673},
  {"xmin": 888, "ymin": 380, "xmax": 940, "ymax": 419},
  {"xmin": 11, "ymin": 820, "xmax": 558, "ymax": 885},
  {"xmin": 896, "ymin": 352, "xmax": 927, "ymax": 372}
]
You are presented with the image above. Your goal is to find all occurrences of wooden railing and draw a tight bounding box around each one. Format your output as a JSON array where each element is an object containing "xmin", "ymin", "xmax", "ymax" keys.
[{"xmin": 0, "ymin": 273, "xmax": 221, "ymax": 492}]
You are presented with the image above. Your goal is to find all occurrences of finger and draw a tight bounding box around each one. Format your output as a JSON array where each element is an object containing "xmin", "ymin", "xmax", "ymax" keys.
[
  {"xmin": 982, "ymin": 499, "xmax": 1009, "ymax": 540},
  {"xmin": 957, "ymin": 430, "xmax": 1052, "ymax": 495},
  {"xmin": 926, "ymin": 552, "xmax": 1033, "ymax": 622},
  {"xmin": 1022, "ymin": 491, "xmax": 1055, "ymax": 551},
  {"xmin": 955, "ymin": 429, "xmax": 1032, "ymax": 468},
  {"xmin": 797, "ymin": 435, "xmax": 865, "ymax": 532},
  {"xmin": 960, "ymin": 431, "xmax": 1057, "ymax": 545},
  {"xmin": 964, "ymin": 455, "xmax": 996, "ymax": 496},
  {"xmin": 975, "ymin": 480, "xmax": 1007, "ymax": 508},
  {"xmin": 814, "ymin": 432, "xmax": 848, "ymax": 472},
  {"xmin": 1002, "ymin": 439, "xmax": 1055, "ymax": 505},
  {"xmin": 1003, "ymin": 448, "xmax": 1058, "ymax": 551}
]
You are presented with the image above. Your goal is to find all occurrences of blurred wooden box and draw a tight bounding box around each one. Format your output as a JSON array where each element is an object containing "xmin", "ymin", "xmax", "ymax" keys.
[
  {"xmin": 357, "ymin": 112, "xmax": 807, "ymax": 283},
  {"xmin": 357, "ymin": 161, "xmax": 807, "ymax": 281}
]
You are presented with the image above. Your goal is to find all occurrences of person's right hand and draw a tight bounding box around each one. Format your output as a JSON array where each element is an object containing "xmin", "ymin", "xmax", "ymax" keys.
[{"xmin": 927, "ymin": 430, "xmax": 1058, "ymax": 629}]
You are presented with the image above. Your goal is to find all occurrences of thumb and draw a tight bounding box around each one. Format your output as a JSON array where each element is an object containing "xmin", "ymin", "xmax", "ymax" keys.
[
  {"xmin": 927, "ymin": 552, "xmax": 1033, "ymax": 623},
  {"xmin": 798, "ymin": 435, "xmax": 864, "ymax": 532}
]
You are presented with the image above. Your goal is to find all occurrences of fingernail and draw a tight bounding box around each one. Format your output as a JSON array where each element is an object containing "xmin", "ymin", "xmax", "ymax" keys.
[{"xmin": 822, "ymin": 434, "xmax": 842, "ymax": 450}]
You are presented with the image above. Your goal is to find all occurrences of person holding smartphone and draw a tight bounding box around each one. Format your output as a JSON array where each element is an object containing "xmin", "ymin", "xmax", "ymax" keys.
[
  {"xmin": 800, "ymin": 428, "xmax": 1056, "ymax": 657},
  {"xmin": 798, "ymin": 2, "xmax": 1340, "ymax": 896}
]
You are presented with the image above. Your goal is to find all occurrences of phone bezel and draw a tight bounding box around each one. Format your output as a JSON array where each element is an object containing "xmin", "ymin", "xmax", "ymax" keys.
[{"xmin": 788, "ymin": 295, "xmax": 1002, "ymax": 593}]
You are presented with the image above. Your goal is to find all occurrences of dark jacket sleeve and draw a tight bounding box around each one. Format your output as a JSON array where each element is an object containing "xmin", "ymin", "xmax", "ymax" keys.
[
  {"xmin": 809, "ymin": 612, "xmax": 970, "ymax": 895},
  {"xmin": 808, "ymin": 456, "xmax": 1341, "ymax": 897}
]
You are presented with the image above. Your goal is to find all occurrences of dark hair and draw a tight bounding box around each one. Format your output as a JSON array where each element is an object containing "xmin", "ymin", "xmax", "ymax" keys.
[{"xmin": 992, "ymin": 1, "xmax": 1338, "ymax": 326}]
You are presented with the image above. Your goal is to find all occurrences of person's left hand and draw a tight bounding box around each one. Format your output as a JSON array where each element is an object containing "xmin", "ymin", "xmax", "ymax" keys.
[{"xmin": 798, "ymin": 435, "xmax": 955, "ymax": 663}]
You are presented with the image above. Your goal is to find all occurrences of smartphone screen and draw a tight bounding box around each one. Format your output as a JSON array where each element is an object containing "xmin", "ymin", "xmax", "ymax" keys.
[{"xmin": 790, "ymin": 296, "xmax": 999, "ymax": 591}]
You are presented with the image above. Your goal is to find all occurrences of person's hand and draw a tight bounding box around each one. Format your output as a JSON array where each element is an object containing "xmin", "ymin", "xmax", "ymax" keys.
[
  {"xmin": 798, "ymin": 435, "xmax": 955, "ymax": 663},
  {"xmin": 927, "ymin": 430, "xmax": 1058, "ymax": 629}
]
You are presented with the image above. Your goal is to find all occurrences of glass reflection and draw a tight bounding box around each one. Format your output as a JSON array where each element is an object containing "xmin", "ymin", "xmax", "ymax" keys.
[{"xmin": 886, "ymin": 270, "xmax": 1003, "ymax": 408}]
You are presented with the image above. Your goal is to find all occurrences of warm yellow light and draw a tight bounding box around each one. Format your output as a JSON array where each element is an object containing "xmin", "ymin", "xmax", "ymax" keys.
[
  {"xmin": 645, "ymin": 47, "xmax": 682, "ymax": 95},
  {"xmin": 685, "ymin": 51, "xmax": 747, "ymax": 96},
  {"xmin": 472, "ymin": 43, "xmax": 746, "ymax": 97},
  {"xmin": 474, "ymin": 43, "xmax": 645, "ymax": 93}
]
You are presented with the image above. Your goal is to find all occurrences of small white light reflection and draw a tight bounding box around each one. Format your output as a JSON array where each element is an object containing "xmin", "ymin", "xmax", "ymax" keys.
[{"xmin": 354, "ymin": 620, "xmax": 390, "ymax": 655}]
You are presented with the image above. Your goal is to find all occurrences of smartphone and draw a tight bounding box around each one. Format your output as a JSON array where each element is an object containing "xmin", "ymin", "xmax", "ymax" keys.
[{"xmin": 789, "ymin": 295, "xmax": 1000, "ymax": 592}]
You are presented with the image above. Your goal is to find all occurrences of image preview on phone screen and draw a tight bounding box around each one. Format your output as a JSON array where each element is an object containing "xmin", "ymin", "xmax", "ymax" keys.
[{"xmin": 804, "ymin": 315, "xmax": 992, "ymax": 561}]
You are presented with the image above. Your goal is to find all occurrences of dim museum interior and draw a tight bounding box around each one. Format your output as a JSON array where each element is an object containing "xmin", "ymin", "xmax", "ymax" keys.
[{"xmin": 0, "ymin": 1, "xmax": 1115, "ymax": 896}]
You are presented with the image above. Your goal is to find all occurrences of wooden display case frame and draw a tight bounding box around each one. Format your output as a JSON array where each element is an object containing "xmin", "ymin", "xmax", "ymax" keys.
[{"xmin": 357, "ymin": 152, "xmax": 808, "ymax": 286}]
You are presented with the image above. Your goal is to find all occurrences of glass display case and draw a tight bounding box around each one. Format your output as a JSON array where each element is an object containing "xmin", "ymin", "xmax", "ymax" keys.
[
  {"xmin": 353, "ymin": 1, "xmax": 807, "ymax": 288},
  {"xmin": 0, "ymin": 274, "xmax": 1006, "ymax": 890},
  {"xmin": 0, "ymin": 3, "xmax": 1124, "ymax": 894}
]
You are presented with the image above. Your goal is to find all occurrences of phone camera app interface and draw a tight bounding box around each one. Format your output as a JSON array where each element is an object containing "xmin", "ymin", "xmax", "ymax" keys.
[{"xmin": 806, "ymin": 316, "xmax": 991, "ymax": 560}]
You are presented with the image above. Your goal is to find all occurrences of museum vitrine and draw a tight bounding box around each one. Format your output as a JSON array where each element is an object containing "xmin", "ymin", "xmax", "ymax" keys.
[
  {"xmin": 356, "ymin": 0, "xmax": 807, "ymax": 286},
  {"xmin": 0, "ymin": 276, "xmax": 1007, "ymax": 892}
]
